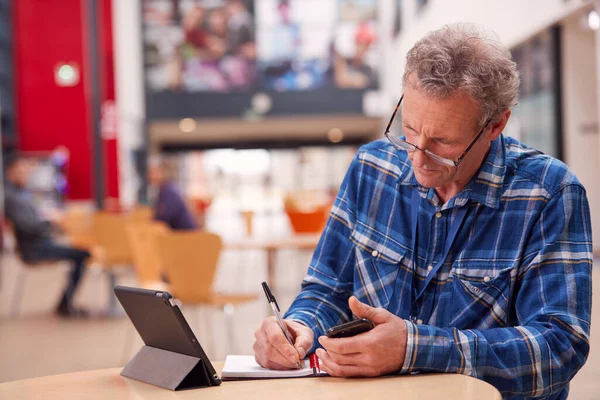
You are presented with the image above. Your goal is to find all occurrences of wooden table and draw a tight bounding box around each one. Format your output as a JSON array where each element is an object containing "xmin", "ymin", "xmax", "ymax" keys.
[
  {"xmin": 225, "ymin": 233, "xmax": 321, "ymax": 292},
  {"xmin": 0, "ymin": 362, "xmax": 502, "ymax": 400}
]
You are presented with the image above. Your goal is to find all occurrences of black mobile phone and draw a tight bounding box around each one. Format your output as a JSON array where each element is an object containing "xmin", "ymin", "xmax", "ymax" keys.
[{"xmin": 326, "ymin": 318, "xmax": 374, "ymax": 338}]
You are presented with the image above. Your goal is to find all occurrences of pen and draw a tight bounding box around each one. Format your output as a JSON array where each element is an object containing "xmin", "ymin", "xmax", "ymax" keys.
[{"xmin": 261, "ymin": 281, "xmax": 304, "ymax": 369}]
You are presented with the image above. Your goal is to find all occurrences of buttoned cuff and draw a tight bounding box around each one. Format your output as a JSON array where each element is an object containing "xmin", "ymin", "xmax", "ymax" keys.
[
  {"xmin": 400, "ymin": 320, "xmax": 417, "ymax": 373},
  {"xmin": 285, "ymin": 313, "xmax": 326, "ymax": 354}
]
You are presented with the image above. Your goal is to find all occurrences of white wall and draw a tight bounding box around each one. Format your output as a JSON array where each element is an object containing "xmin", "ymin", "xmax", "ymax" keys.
[
  {"xmin": 387, "ymin": 0, "xmax": 600, "ymax": 253},
  {"xmin": 562, "ymin": 13, "xmax": 600, "ymax": 252},
  {"xmin": 112, "ymin": 0, "xmax": 145, "ymax": 208},
  {"xmin": 388, "ymin": 0, "xmax": 594, "ymax": 101}
]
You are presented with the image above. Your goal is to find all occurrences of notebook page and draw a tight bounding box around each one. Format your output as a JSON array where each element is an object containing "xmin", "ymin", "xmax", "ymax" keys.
[{"xmin": 222, "ymin": 355, "xmax": 317, "ymax": 380}]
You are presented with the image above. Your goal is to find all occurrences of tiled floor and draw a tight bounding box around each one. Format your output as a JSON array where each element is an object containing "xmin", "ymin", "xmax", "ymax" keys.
[{"xmin": 0, "ymin": 247, "xmax": 598, "ymax": 399}]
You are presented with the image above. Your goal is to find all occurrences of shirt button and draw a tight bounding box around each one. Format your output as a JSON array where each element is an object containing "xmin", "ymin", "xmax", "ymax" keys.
[
  {"xmin": 427, "ymin": 265, "xmax": 434, "ymax": 272},
  {"xmin": 483, "ymin": 276, "xmax": 491, "ymax": 283},
  {"xmin": 435, "ymin": 211, "xmax": 442, "ymax": 218},
  {"xmin": 371, "ymin": 250, "xmax": 379, "ymax": 257},
  {"xmin": 416, "ymin": 319, "xmax": 423, "ymax": 324}
]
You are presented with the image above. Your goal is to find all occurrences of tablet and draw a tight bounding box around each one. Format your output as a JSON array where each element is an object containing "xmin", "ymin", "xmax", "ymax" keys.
[{"xmin": 114, "ymin": 285, "xmax": 221, "ymax": 386}]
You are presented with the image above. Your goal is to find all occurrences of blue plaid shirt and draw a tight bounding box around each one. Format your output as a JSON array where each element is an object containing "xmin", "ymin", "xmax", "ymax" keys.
[{"xmin": 284, "ymin": 135, "xmax": 592, "ymax": 399}]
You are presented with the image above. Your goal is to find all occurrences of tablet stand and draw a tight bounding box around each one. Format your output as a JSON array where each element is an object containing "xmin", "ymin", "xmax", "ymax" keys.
[{"xmin": 121, "ymin": 345, "xmax": 218, "ymax": 390}]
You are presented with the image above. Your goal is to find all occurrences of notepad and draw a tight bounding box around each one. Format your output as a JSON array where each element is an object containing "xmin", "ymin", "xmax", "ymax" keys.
[{"xmin": 222, "ymin": 355, "xmax": 327, "ymax": 380}]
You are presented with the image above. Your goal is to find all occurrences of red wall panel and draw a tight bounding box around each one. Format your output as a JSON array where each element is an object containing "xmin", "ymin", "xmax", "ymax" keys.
[
  {"xmin": 14, "ymin": 0, "xmax": 120, "ymax": 202},
  {"xmin": 14, "ymin": 0, "xmax": 92, "ymax": 200}
]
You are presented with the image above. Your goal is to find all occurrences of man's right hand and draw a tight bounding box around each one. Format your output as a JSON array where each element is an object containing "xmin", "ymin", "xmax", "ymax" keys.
[{"xmin": 253, "ymin": 317, "xmax": 314, "ymax": 370}]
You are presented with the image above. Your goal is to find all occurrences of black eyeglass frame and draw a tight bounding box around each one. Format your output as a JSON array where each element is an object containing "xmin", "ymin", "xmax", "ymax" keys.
[{"xmin": 383, "ymin": 95, "xmax": 492, "ymax": 167}]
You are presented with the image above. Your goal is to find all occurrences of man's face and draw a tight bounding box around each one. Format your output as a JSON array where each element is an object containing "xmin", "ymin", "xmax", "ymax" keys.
[
  {"xmin": 147, "ymin": 165, "xmax": 164, "ymax": 186},
  {"xmin": 8, "ymin": 160, "xmax": 31, "ymax": 188},
  {"xmin": 401, "ymin": 84, "xmax": 491, "ymax": 190}
]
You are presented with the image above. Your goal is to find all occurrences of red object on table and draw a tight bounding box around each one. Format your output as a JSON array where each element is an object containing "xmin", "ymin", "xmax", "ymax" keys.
[{"xmin": 285, "ymin": 206, "xmax": 330, "ymax": 234}]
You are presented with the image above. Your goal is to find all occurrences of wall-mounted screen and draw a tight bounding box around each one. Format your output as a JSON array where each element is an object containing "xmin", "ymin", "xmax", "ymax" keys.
[{"xmin": 142, "ymin": 0, "xmax": 380, "ymax": 120}]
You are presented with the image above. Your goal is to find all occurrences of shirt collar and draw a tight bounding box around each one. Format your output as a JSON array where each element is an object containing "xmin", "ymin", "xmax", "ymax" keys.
[
  {"xmin": 397, "ymin": 135, "xmax": 506, "ymax": 209},
  {"xmin": 457, "ymin": 135, "xmax": 506, "ymax": 209}
]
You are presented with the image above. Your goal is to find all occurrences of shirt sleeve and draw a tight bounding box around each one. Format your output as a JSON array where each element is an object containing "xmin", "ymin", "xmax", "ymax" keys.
[
  {"xmin": 400, "ymin": 184, "xmax": 592, "ymax": 398},
  {"xmin": 284, "ymin": 152, "xmax": 363, "ymax": 353}
]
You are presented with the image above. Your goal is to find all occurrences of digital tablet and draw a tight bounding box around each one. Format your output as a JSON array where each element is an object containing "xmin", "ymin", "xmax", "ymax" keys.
[{"xmin": 114, "ymin": 285, "xmax": 221, "ymax": 386}]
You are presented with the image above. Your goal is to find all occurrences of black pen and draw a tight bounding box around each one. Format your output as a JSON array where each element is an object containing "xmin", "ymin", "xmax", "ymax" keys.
[{"xmin": 261, "ymin": 281, "xmax": 304, "ymax": 369}]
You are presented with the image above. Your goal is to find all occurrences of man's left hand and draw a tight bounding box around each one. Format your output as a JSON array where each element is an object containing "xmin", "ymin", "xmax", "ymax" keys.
[{"xmin": 316, "ymin": 296, "xmax": 408, "ymax": 377}]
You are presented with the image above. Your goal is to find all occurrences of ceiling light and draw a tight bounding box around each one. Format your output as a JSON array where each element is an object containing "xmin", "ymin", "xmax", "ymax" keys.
[
  {"xmin": 328, "ymin": 128, "xmax": 344, "ymax": 143},
  {"xmin": 588, "ymin": 10, "xmax": 600, "ymax": 30},
  {"xmin": 179, "ymin": 118, "xmax": 197, "ymax": 133}
]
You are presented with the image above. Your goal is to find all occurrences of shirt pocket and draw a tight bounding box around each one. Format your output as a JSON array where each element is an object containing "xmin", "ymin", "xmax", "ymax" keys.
[
  {"xmin": 446, "ymin": 264, "xmax": 515, "ymax": 329},
  {"xmin": 350, "ymin": 227, "xmax": 407, "ymax": 309}
]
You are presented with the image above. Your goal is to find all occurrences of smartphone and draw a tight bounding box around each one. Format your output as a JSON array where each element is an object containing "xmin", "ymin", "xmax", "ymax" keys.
[{"xmin": 326, "ymin": 318, "xmax": 374, "ymax": 338}]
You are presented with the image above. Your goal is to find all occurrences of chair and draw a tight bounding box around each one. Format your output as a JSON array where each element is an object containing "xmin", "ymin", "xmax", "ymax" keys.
[
  {"xmin": 125, "ymin": 221, "xmax": 169, "ymax": 290},
  {"xmin": 3, "ymin": 221, "xmax": 65, "ymax": 318},
  {"xmin": 60, "ymin": 207, "xmax": 95, "ymax": 250},
  {"xmin": 89, "ymin": 212, "xmax": 135, "ymax": 314},
  {"xmin": 153, "ymin": 231, "xmax": 258, "ymax": 353},
  {"xmin": 128, "ymin": 206, "xmax": 153, "ymax": 222}
]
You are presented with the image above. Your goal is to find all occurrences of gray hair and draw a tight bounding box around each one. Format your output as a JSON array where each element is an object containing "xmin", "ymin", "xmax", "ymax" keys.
[{"xmin": 403, "ymin": 23, "xmax": 520, "ymax": 127}]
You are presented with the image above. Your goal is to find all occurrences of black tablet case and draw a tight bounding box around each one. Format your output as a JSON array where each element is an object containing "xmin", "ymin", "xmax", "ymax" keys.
[{"xmin": 114, "ymin": 286, "xmax": 221, "ymax": 390}]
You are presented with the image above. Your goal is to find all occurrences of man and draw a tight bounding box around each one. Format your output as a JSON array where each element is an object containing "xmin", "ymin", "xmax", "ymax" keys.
[
  {"xmin": 148, "ymin": 157, "xmax": 198, "ymax": 230},
  {"xmin": 3, "ymin": 154, "xmax": 90, "ymax": 318},
  {"xmin": 253, "ymin": 24, "xmax": 592, "ymax": 399}
]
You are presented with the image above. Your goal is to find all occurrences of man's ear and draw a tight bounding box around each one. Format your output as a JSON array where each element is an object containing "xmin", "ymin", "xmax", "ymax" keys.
[{"xmin": 488, "ymin": 109, "xmax": 511, "ymax": 141}]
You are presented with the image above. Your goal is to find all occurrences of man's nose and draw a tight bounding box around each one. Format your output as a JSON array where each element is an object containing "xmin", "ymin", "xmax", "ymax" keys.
[
  {"xmin": 411, "ymin": 136, "xmax": 431, "ymax": 166},
  {"xmin": 411, "ymin": 147, "xmax": 430, "ymax": 168}
]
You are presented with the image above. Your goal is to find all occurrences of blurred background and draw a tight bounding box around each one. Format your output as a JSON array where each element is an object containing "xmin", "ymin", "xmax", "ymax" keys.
[{"xmin": 0, "ymin": 0, "xmax": 598, "ymax": 398}]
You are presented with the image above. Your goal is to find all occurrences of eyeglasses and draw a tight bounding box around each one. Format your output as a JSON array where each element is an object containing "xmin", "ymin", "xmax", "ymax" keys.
[{"xmin": 384, "ymin": 95, "xmax": 491, "ymax": 167}]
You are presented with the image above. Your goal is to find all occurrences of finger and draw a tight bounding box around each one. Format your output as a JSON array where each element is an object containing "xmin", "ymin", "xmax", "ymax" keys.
[
  {"xmin": 264, "ymin": 320, "xmax": 300, "ymax": 364},
  {"xmin": 287, "ymin": 322, "xmax": 313, "ymax": 359},
  {"xmin": 348, "ymin": 296, "xmax": 390, "ymax": 325},
  {"xmin": 318, "ymin": 335, "xmax": 365, "ymax": 355},
  {"xmin": 316, "ymin": 348, "xmax": 378, "ymax": 378},
  {"xmin": 323, "ymin": 348, "xmax": 368, "ymax": 366},
  {"xmin": 255, "ymin": 353, "xmax": 293, "ymax": 371},
  {"xmin": 254, "ymin": 328, "xmax": 297, "ymax": 369}
]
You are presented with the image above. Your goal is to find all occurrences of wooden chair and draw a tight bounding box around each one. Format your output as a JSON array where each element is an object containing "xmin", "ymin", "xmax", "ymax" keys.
[
  {"xmin": 125, "ymin": 221, "xmax": 169, "ymax": 290},
  {"xmin": 90, "ymin": 212, "xmax": 134, "ymax": 314},
  {"xmin": 3, "ymin": 221, "xmax": 65, "ymax": 318},
  {"xmin": 128, "ymin": 206, "xmax": 153, "ymax": 222},
  {"xmin": 153, "ymin": 231, "xmax": 258, "ymax": 353},
  {"xmin": 60, "ymin": 207, "xmax": 95, "ymax": 250}
]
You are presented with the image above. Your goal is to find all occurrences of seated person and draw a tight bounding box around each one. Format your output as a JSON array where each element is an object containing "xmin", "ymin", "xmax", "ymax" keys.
[
  {"xmin": 148, "ymin": 157, "xmax": 199, "ymax": 230},
  {"xmin": 252, "ymin": 24, "xmax": 592, "ymax": 399},
  {"xmin": 3, "ymin": 154, "xmax": 91, "ymax": 318}
]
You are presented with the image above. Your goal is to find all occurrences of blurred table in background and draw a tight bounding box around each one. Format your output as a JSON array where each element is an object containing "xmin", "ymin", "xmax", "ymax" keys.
[{"xmin": 224, "ymin": 233, "xmax": 321, "ymax": 293}]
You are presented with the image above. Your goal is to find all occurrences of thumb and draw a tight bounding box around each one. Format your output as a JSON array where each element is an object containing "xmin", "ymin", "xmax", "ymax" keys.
[
  {"xmin": 288, "ymin": 322, "xmax": 313, "ymax": 359},
  {"xmin": 348, "ymin": 296, "xmax": 390, "ymax": 325}
]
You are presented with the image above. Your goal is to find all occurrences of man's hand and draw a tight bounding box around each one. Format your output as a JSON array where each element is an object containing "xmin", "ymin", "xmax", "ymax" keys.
[
  {"xmin": 44, "ymin": 208, "xmax": 64, "ymax": 226},
  {"xmin": 316, "ymin": 296, "xmax": 408, "ymax": 377},
  {"xmin": 253, "ymin": 317, "xmax": 314, "ymax": 370}
]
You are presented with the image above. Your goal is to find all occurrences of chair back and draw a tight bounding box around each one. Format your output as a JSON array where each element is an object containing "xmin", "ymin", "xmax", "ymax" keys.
[
  {"xmin": 126, "ymin": 221, "xmax": 168, "ymax": 285},
  {"xmin": 154, "ymin": 231, "xmax": 222, "ymax": 303},
  {"xmin": 128, "ymin": 206, "xmax": 153, "ymax": 222},
  {"xmin": 61, "ymin": 207, "xmax": 95, "ymax": 250},
  {"xmin": 92, "ymin": 212, "xmax": 132, "ymax": 264}
]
